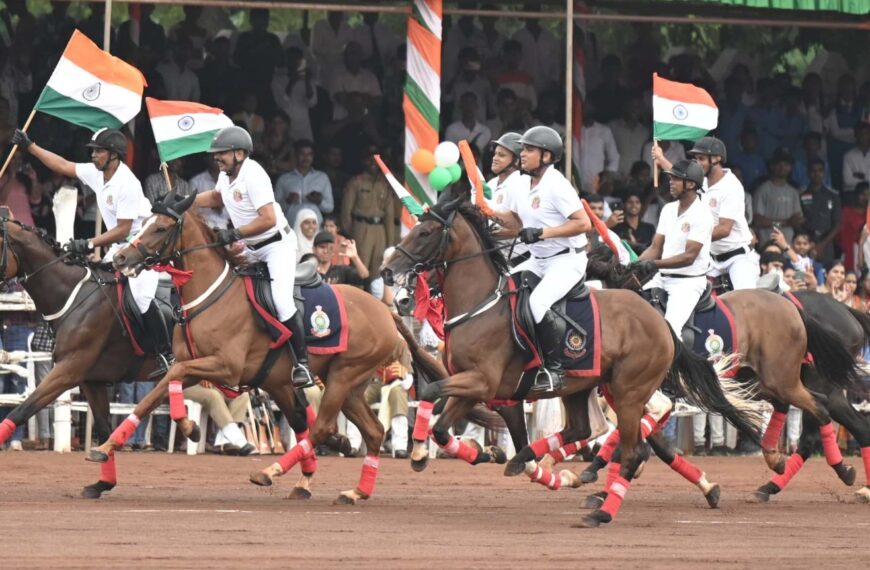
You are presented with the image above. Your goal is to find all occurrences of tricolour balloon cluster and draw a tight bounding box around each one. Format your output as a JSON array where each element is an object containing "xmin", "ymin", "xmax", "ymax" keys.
[{"xmin": 410, "ymin": 141, "xmax": 463, "ymax": 192}]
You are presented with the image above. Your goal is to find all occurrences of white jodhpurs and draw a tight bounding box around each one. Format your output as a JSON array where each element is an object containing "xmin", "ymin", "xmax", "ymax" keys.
[
  {"xmin": 708, "ymin": 251, "xmax": 759, "ymax": 290},
  {"xmin": 512, "ymin": 251, "xmax": 588, "ymax": 323},
  {"xmin": 648, "ymin": 273, "xmax": 708, "ymax": 335},
  {"xmin": 246, "ymin": 230, "xmax": 298, "ymax": 321},
  {"xmin": 107, "ymin": 243, "xmax": 159, "ymax": 313}
]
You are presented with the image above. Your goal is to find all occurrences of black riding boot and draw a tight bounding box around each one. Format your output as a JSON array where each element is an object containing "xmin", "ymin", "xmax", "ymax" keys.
[
  {"xmin": 283, "ymin": 309, "xmax": 314, "ymax": 389},
  {"xmin": 142, "ymin": 302, "xmax": 173, "ymax": 377},
  {"xmin": 529, "ymin": 311, "xmax": 566, "ymax": 397}
]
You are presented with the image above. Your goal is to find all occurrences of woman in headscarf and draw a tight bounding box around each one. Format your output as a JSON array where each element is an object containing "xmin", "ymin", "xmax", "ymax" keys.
[{"xmin": 293, "ymin": 207, "xmax": 320, "ymax": 261}]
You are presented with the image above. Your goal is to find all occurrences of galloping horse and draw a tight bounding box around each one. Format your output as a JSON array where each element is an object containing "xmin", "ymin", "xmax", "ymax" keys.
[
  {"xmin": 382, "ymin": 191, "xmax": 763, "ymax": 528},
  {"xmin": 90, "ymin": 192, "xmax": 397, "ymax": 504},
  {"xmin": 0, "ymin": 217, "xmax": 166, "ymax": 497}
]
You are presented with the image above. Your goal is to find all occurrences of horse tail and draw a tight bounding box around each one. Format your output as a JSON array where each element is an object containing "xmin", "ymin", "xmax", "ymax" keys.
[
  {"xmin": 800, "ymin": 309, "xmax": 862, "ymax": 389},
  {"xmin": 845, "ymin": 305, "xmax": 870, "ymax": 348},
  {"xmin": 666, "ymin": 328, "xmax": 764, "ymax": 445},
  {"xmin": 391, "ymin": 312, "xmax": 445, "ymax": 386}
]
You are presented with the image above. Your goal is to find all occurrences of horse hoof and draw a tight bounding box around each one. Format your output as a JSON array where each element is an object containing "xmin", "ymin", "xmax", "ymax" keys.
[
  {"xmin": 86, "ymin": 450, "xmax": 109, "ymax": 463},
  {"xmin": 538, "ymin": 454, "xmax": 556, "ymax": 470},
  {"xmin": 287, "ymin": 487, "xmax": 312, "ymax": 500},
  {"xmin": 571, "ymin": 509, "xmax": 612, "ymax": 529},
  {"xmin": 854, "ymin": 487, "xmax": 870, "ymax": 504},
  {"xmin": 561, "ymin": 469, "xmax": 583, "ymax": 489},
  {"xmin": 748, "ymin": 489, "xmax": 770, "ymax": 503},
  {"xmin": 504, "ymin": 459, "xmax": 526, "ymax": 477},
  {"xmin": 410, "ymin": 456, "xmax": 428, "ymax": 473},
  {"xmin": 580, "ymin": 468, "xmax": 599, "ymax": 484},
  {"xmin": 487, "ymin": 446, "xmax": 507, "ymax": 464},
  {"xmin": 81, "ymin": 481, "xmax": 114, "ymax": 499},
  {"xmin": 326, "ymin": 434, "xmax": 354, "ymax": 456},
  {"xmin": 249, "ymin": 472, "xmax": 273, "ymax": 487},
  {"xmin": 334, "ymin": 493, "xmax": 357, "ymax": 506},
  {"xmin": 583, "ymin": 492, "xmax": 606, "ymax": 510},
  {"xmin": 188, "ymin": 424, "xmax": 201, "ymax": 444},
  {"xmin": 835, "ymin": 463, "xmax": 857, "ymax": 486},
  {"xmin": 705, "ymin": 484, "xmax": 721, "ymax": 508}
]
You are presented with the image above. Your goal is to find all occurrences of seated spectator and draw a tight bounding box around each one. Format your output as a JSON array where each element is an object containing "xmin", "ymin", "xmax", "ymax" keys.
[
  {"xmin": 609, "ymin": 92, "xmax": 649, "ymax": 177},
  {"xmin": 327, "ymin": 41, "xmax": 382, "ymax": 120},
  {"xmin": 258, "ymin": 112, "xmax": 296, "ymax": 177},
  {"xmin": 798, "ymin": 158, "xmax": 841, "ymax": 265},
  {"xmin": 274, "ymin": 140, "xmax": 333, "ymax": 225},
  {"xmin": 578, "ymin": 101, "xmax": 620, "ymax": 192},
  {"xmin": 486, "ymin": 88, "xmax": 531, "ymax": 138},
  {"xmin": 612, "ymin": 192, "xmax": 656, "ymax": 253},
  {"xmin": 320, "ymin": 143, "xmax": 350, "ymax": 209},
  {"xmin": 753, "ymin": 147, "xmax": 803, "ymax": 244},
  {"xmin": 843, "ymin": 123, "xmax": 870, "ymax": 194},
  {"xmin": 759, "ymin": 250, "xmax": 785, "ymax": 275},
  {"xmin": 156, "ymin": 37, "xmax": 200, "ymax": 102},
  {"xmin": 312, "ymin": 230, "xmax": 367, "ymax": 286},
  {"xmin": 819, "ymin": 261, "xmax": 848, "ymax": 301},
  {"xmin": 184, "ymin": 383, "xmax": 255, "ymax": 455},
  {"xmin": 320, "ymin": 92, "xmax": 384, "ymax": 173},
  {"xmin": 584, "ymin": 193, "xmax": 631, "ymax": 265},
  {"xmin": 445, "ymin": 92, "xmax": 493, "ymax": 155},
  {"xmin": 143, "ymin": 157, "xmax": 192, "ymax": 204},
  {"xmin": 293, "ymin": 208, "xmax": 320, "ymax": 262},
  {"xmin": 836, "ymin": 182, "xmax": 869, "ymax": 270},
  {"xmin": 492, "ymin": 40, "xmax": 536, "ymax": 113},
  {"xmin": 323, "ymin": 214, "xmax": 350, "ymax": 266},
  {"xmin": 369, "ymin": 354, "xmax": 413, "ymax": 458},
  {"xmin": 446, "ymin": 47, "xmax": 492, "ymax": 123},
  {"xmin": 730, "ymin": 126, "xmax": 767, "ymax": 191},
  {"xmin": 532, "ymin": 91, "xmax": 565, "ymax": 139},
  {"xmin": 232, "ymin": 91, "xmax": 266, "ymax": 150},
  {"xmin": 792, "ymin": 132, "xmax": 831, "ymax": 189},
  {"xmin": 843, "ymin": 270, "xmax": 863, "ymax": 310},
  {"xmin": 189, "ymin": 159, "xmax": 229, "ymax": 230}
]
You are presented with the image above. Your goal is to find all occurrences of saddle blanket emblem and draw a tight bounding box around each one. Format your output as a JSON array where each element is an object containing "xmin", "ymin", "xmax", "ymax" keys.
[
  {"xmin": 563, "ymin": 330, "xmax": 587, "ymax": 360},
  {"xmin": 309, "ymin": 305, "xmax": 332, "ymax": 337},
  {"xmin": 704, "ymin": 329, "xmax": 724, "ymax": 357},
  {"xmin": 531, "ymin": 196, "xmax": 541, "ymax": 209}
]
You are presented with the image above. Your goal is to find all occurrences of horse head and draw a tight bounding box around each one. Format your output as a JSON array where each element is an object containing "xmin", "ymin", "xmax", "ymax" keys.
[{"xmin": 113, "ymin": 190, "xmax": 197, "ymax": 276}]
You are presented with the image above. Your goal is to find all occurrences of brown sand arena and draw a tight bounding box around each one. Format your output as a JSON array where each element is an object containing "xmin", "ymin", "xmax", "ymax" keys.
[{"xmin": 0, "ymin": 452, "xmax": 868, "ymax": 569}]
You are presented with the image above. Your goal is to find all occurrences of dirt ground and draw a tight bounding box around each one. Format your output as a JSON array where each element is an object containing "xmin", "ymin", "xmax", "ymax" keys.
[{"xmin": 0, "ymin": 452, "xmax": 868, "ymax": 569}]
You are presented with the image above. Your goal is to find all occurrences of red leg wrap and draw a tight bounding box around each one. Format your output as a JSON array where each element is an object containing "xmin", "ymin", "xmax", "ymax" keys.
[
  {"xmin": 604, "ymin": 461, "xmax": 621, "ymax": 491},
  {"xmin": 862, "ymin": 448, "xmax": 870, "ymax": 484},
  {"xmin": 111, "ymin": 415, "xmax": 141, "ymax": 445},
  {"xmin": 412, "ymin": 401, "xmax": 435, "ymax": 441},
  {"xmin": 100, "ymin": 453, "xmax": 117, "ymax": 485},
  {"xmin": 599, "ymin": 430, "xmax": 620, "ymax": 462},
  {"xmin": 357, "ymin": 454, "xmax": 380, "ymax": 497},
  {"xmin": 600, "ymin": 476, "xmax": 631, "ymax": 518},
  {"xmin": 550, "ymin": 440, "xmax": 585, "ymax": 464},
  {"xmin": 277, "ymin": 438, "xmax": 314, "ymax": 474},
  {"xmin": 529, "ymin": 465, "xmax": 562, "ymax": 490},
  {"xmin": 819, "ymin": 422, "xmax": 843, "ymax": 466},
  {"xmin": 305, "ymin": 405, "xmax": 317, "ymax": 426},
  {"xmin": 0, "ymin": 418, "xmax": 15, "ymax": 444},
  {"xmin": 761, "ymin": 410, "xmax": 787, "ymax": 450},
  {"xmin": 168, "ymin": 380, "xmax": 186, "ymax": 421},
  {"xmin": 439, "ymin": 435, "xmax": 479, "ymax": 464},
  {"xmin": 529, "ymin": 433, "xmax": 564, "ymax": 458},
  {"xmin": 770, "ymin": 453, "xmax": 806, "ymax": 490},
  {"xmin": 640, "ymin": 414, "xmax": 658, "ymax": 439},
  {"xmin": 670, "ymin": 454, "xmax": 702, "ymax": 484},
  {"xmin": 295, "ymin": 429, "xmax": 317, "ymax": 474}
]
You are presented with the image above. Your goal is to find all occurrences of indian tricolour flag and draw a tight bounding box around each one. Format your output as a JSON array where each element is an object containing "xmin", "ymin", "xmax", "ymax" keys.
[
  {"xmin": 35, "ymin": 30, "xmax": 146, "ymax": 131},
  {"xmin": 652, "ymin": 73, "xmax": 718, "ymax": 141},
  {"xmin": 145, "ymin": 98, "xmax": 233, "ymax": 162}
]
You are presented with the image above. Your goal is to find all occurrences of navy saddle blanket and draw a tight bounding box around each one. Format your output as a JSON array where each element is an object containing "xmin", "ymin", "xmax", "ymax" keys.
[
  {"xmin": 690, "ymin": 296, "xmax": 738, "ymax": 359},
  {"xmin": 301, "ymin": 283, "xmax": 348, "ymax": 354}
]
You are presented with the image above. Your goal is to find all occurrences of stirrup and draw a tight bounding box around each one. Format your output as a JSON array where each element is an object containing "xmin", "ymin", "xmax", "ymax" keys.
[
  {"xmin": 528, "ymin": 367, "xmax": 563, "ymax": 397},
  {"xmin": 148, "ymin": 354, "xmax": 174, "ymax": 379},
  {"xmin": 292, "ymin": 363, "xmax": 315, "ymax": 389}
]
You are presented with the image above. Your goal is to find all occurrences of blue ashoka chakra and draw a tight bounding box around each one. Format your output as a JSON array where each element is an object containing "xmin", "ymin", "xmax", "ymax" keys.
[
  {"xmin": 177, "ymin": 115, "xmax": 195, "ymax": 131},
  {"xmin": 672, "ymin": 104, "xmax": 689, "ymax": 121},
  {"xmin": 82, "ymin": 83, "xmax": 101, "ymax": 102}
]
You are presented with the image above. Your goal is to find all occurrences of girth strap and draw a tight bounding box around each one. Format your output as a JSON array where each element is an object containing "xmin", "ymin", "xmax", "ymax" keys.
[{"xmin": 43, "ymin": 268, "xmax": 92, "ymax": 321}]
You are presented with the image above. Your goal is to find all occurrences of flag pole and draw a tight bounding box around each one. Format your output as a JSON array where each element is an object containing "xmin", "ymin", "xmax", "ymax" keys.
[
  {"xmin": 0, "ymin": 109, "xmax": 37, "ymax": 180},
  {"xmin": 564, "ymin": 0, "xmax": 574, "ymax": 179},
  {"xmin": 95, "ymin": 0, "xmax": 114, "ymax": 249},
  {"xmin": 652, "ymin": 139, "xmax": 659, "ymax": 188},
  {"xmin": 160, "ymin": 162, "xmax": 173, "ymax": 195}
]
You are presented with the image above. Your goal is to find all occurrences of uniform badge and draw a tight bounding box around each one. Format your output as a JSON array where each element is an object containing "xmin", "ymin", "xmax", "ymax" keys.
[
  {"xmin": 563, "ymin": 331, "xmax": 587, "ymax": 359},
  {"xmin": 496, "ymin": 194, "xmax": 504, "ymax": 205},
  {"xmin": 709, "ymin": 198, "xmax": 718, "ymax": 209},
  {"xmin": 531, "ymin": 196, "xmax": 541, "ymax": 209},
  {"xmin": 309, "ymin": 305, "xmax": 332, "ymax": 338},
  {"xmin": 233, "ymin": 189, "xmax": 243, "ymax": 202},
  {"xmin": 704, "ymin": 329, "xmax": 724, "ymax": 357},
  {"xmin": 681, "ymin": 222, "xmax": 691, "ymax": 233},
  {"xmin": 105, "ymin": 194, "xmax": 114, "ymax": 206}
]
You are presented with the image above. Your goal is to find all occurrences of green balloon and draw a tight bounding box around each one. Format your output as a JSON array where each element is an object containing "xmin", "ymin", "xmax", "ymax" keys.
[
  {"xmin": 429, "ymin": 166, "xmax": 452, "ymax": 191},
  {"xmin": 447, "ymin": 163, "xmax": 462, "ymax": 183}
]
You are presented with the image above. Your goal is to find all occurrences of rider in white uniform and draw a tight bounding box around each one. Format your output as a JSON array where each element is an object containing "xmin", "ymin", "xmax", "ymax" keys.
[
  {"xmin": 486, "ymin": 132, "xmax": 529, "ymax": 265},
  {"xmin": 12, "ymin": 127, "xmax": 173, "ymax": 372},
  {"xmin": 654, "ymin": 136, "xmax": 757, "ymax": 289},
  {"xmin": 491, "ymin": 126, "xmax": 592, "ymax": 395},
  {"xmin": 637, "ymin": 159, "xmax": 713, "ymax": 336},
  {"xmin": 193, "ymin": 126, "xmax": 313, "ymax": 388}
]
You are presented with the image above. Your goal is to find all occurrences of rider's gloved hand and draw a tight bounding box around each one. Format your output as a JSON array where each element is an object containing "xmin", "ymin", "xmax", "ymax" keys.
[
  {"xmin": 64, "ymin": 239, "xmax": 93, "ymax": 255},
  {"xmin": 519, "ymin": 227, "xmax": 544, "ymax": 244},
  {"xmin": 630, "ymin": 259, "xmax": 659, "ymax": 282},
  {"xmin": 11, "ymin": 129, "xmax": 33, "ymax": 150},
  {"xmin": 215, "ymin": 228, "xmax": 242, "ymax": 245}
]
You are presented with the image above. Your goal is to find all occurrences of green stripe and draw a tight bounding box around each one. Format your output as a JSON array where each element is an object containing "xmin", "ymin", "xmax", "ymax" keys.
[
  {"xmin": 401, "ymin": 196, "xmax": 425, "ymax": 216},
  {"xmin": 36, "ymin": 86, "xmax": 123, "ymax": 131},
  {"xmin": 686, "ymin": 0, "xmax": 867, "ymax": 15},
  {"xmin": 404, "ymin": 77, "xmax": 440, "ymax": 132},
  {"xmin": 404, "ymin": 166, "xmax": 433, "ymax": 205},
  {"xmin": 156, "ymin": 130, "xmax": 221, "ymax": 162},
  {"xmin": 653, "ymin": 121, "xmax": 710, "ymax": 142}
]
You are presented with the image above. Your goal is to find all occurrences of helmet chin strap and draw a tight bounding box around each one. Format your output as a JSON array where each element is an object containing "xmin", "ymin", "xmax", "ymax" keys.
[{"xmin": 521, "ymin": 155, "xmax": 551, "ymax": 178}]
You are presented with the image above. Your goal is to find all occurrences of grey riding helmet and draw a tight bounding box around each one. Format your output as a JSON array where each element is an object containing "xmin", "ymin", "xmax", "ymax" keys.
[
  {"xmin": 208, "ymin": 125, "xmax": 254, "ymax": 154},
  {"xmin": 491, "ymin": 132, "xmax": 523, "ymax": 157},
  {"xmin": 85, "ymin": 128, "xmax": 128, "ymax": 157},
  {"xmin": 687, "ymin": 136, "xmax": 727, "ymax": 162},
  {"xmin": 518, "ymin": 125, "xmax": 563, "ymax": 162},
  {"xmin": 664, "ymin": 158, "xmax": 705, "ymax": 187}
]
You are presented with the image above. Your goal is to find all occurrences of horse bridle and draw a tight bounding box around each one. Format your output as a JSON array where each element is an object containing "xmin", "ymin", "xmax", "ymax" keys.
[
  {"xmin": 393, "ymin": 208, "xmax": 456, "ymax": 275},
  {"xmin": 129, "ymin": 208, "xmax": 224, "ymax": 268},
  {"xmin": 0, "ymin": 218, "xmax": 74, "ymax": 284}
]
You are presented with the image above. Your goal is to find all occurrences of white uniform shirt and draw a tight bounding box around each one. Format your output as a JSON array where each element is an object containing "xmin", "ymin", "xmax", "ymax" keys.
[
  {"xmin": 488, "ymin": 170, "xmax": 529, "ymax": 258},
  {"xmin": 656, "ymin": 196, "xmax": 713, "ymax": 277},
  {"xmin": 702, "ymin": 169, "xmax": 753, "ymax": 255},
  {"xmin": 215, "ymin": 158, "xmax": 288, "ymax": 244},
  {"xmin": 75, "ymin": 162, "xmax": 152, "ymax": 234},
  {"xmin": 843, "ymin": 147, "xmax": 870, "ymax": 193},
  {"xmin": 508, "ymin": 166, "xmax": 587, "ymax": 258}
]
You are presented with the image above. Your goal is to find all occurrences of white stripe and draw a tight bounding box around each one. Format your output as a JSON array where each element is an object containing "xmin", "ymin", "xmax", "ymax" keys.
[
  {"xmin": 652, "ymin": 95, "xmax": 718, "ymax": 131},
  {"xmin": 181, "ymin": 262, "xmax": 230, "ymax": 311},
  {"xmin": 415, "ymin": 0, "xmax": 442, "ymax": 39},
  {"xmin": 43, "ymin": 268, "xmax": 92, "ymax": 321},
  {"xmin": 45, "ymin": 57, "xmax": 142, "ymax": 123},
  {"xmin": 150, "ymin": 112, "xmax": 232, "ymax": 144},
  {"xmin": 407, "ymin": 43, "xmax": 440, "ymax": 106},
  {"xmin": 404, "ymin": 129, "xmax": 420, "ymax": 164}
]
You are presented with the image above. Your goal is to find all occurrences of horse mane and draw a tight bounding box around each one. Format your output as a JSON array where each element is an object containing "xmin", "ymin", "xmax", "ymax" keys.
[
  {"xmin": 456, "ymin": 202, "xmax": 510, "ymax": 275},
  {"xmin": 7, "ymin": 219, "xmax": 64, "ymax": 255}
]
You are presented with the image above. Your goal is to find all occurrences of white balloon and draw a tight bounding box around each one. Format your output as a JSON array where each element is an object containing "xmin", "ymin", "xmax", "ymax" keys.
[{"xmin": 434, "ymin": 141, "xmax": 460, "ymax": 167}]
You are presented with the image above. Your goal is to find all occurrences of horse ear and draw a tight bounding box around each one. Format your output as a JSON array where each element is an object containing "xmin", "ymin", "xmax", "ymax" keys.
[
  {"xmin": 175, "ymin": 191, "xmax": 197, "ymax": 213},
  {"xmin": 162, "ymin": 190, "xmax": 178, "ymax": 205}
]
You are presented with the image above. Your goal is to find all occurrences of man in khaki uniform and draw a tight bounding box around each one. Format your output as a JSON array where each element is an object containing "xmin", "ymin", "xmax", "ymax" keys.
[{"xmin": 340, "ymin": 149, "xmax": 397, "ymax": 274}]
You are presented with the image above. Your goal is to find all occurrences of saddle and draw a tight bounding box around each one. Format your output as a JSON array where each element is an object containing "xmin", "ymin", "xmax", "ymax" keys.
[
  {"xmin": 236, "ymin": 260, "xmax": 323, "ymax": 338},
  {"xmin": 511, "ymin": 271, "xmax": 589, "ymax": 355},
  {"xmin": 119, "ymin": 277, "xmax": 174, "ymax": 356},
  {"xmin": 644, "ymin": 281, "xmax": 715, "ymax": 347}
]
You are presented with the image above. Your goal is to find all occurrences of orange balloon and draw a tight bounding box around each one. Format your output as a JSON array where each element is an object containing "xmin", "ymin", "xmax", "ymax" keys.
[{"xmin": 410, "ymin": 149, "xmax": 436, "ymax": 174}]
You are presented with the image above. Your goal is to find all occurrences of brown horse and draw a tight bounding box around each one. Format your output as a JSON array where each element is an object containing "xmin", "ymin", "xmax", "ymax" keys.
[
  {"xmin": 89, "ymin": 193, "xmax": 397, "ymax": 504},
  {"xmin": 381, "ymin": 193, "xmax": 763, "ymax": 527},
  {"xmin": 0, "ymin": 217, "xmax": 165, "ymax": 498}
]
